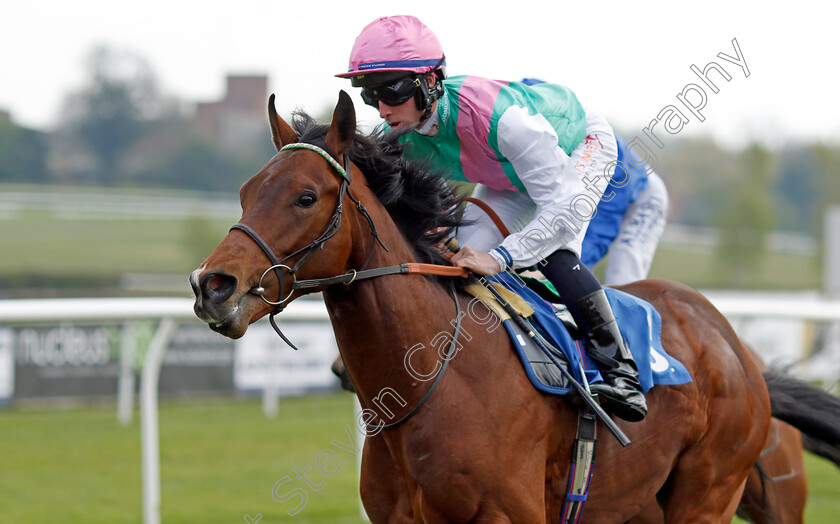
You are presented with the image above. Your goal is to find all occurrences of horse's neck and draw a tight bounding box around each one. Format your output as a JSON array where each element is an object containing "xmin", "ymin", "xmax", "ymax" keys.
[{"xmin": 323, "ymin": 201, "xmax": 458, "ymax": 406}]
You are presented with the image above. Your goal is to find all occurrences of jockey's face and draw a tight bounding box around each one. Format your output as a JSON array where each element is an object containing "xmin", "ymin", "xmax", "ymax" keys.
[
  {"xmin": 376, "ymin": 75, "xmax": 437, "ymax": 130},
  {"xmin": 378, "ymin": 97, "xmax": 424, "ymax": 129}
]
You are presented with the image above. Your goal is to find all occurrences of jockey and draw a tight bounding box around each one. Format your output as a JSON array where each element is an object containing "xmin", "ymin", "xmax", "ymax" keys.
[{"xmin": 337, "ymin": 15, "xmax": 647, "ymax": 422}]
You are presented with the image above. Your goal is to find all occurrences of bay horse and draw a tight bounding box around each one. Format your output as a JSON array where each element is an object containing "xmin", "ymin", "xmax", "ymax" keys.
[
  {"xmin": 629, "ymin": 353, "xmax": 817, "ymax": 524},
  {"xmin": 191, "ymin": 91, "xmax": 839, "ymax": 523},
  {"xmin": 330, "ymin": 331, "xmax": 836, "ymax": 523}
]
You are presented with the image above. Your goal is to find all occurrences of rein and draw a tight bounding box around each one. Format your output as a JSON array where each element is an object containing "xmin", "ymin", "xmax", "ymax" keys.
[{"xmin": 458, "ymin": 196, "xmax": 510, "ymax": 237}]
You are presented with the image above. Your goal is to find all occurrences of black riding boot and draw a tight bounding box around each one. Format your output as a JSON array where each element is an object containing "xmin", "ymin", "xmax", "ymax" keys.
[
  {"xmin": 541, "ymin": 249, "xmax": 647, "ymax": 422},
  {"xmin": 567, "ymin": 290, "xmax": 647, "ymax": 422}
]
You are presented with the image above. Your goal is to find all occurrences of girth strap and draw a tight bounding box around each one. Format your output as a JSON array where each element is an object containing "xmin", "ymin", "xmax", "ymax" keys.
[{"xmin": 561, "ymin": 409, "xmax": 597, "ymax": 524}]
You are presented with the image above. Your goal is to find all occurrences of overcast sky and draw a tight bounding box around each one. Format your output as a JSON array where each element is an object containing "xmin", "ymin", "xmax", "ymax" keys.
[{"xmin": 4, "ymin": 0, "xmax": 839, "ymax": 149}]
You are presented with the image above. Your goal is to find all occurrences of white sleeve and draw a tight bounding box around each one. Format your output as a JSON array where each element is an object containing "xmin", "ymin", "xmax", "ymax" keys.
[{"xmin": 492, "ymin": 106, "xmax": 590, "ymax": 268}]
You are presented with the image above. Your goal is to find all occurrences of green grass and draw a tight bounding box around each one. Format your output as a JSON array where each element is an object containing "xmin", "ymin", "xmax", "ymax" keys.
[
  {"xmin": 1, "ymin": 393, "xmax": 838, "ymax": 523},
  {"xmin": 806, "ymin": 452, "xmax": 840, "ymax": 522},
  {"xmin": 1, "ymin": 210, "xmax": 234, "ymax": 278},
  {"xmin": 646, "ymin": 245, "xmax": 822, "ymax": 290},
  {"xmin": 0, "ymin": 394, "xmax": 367, "ymax": 523},
  {"xmin": 0, "ymin": 184, "xmax": 824, "ymax": 297}
]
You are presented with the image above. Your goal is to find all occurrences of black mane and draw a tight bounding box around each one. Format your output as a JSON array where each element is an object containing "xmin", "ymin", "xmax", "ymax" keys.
[{"xmin": 290, "ymin": 112, "xmax": 464, "ymax": 275}]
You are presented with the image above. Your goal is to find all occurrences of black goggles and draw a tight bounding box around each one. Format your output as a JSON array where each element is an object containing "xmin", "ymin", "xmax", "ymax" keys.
[{"xmin": 360, "ymin": 77, "xmax": 422, "ymax": 108}]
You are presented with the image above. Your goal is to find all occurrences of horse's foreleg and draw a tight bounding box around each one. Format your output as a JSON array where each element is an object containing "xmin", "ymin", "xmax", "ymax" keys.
[
  {"xmin": 724, "ymin": 479, "xmax": 748, "ymax": 522},
  {"xmin": 360, "ymin": 434, "xmax": 415, "ymax": 524}
]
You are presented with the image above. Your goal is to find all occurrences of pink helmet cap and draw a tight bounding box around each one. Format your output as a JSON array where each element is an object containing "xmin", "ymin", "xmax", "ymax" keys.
[{"xmin": 336, "ymin": 15, "xmax": 445, "ymax": 78}]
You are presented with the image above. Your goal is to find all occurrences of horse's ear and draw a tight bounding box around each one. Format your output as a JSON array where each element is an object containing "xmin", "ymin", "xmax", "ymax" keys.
[
  {"xmin": 325, "ymin": 90, "xmax": 356, "ymax": 156},
  {"xmin": 268, "ymin": 94, "xmax": 298, "ymax": 151}
]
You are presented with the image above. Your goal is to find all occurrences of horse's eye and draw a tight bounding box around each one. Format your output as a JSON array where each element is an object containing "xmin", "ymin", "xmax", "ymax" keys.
[{"xmin": 295, "ymin": 192, "xmax": 317, "ymax": 208}]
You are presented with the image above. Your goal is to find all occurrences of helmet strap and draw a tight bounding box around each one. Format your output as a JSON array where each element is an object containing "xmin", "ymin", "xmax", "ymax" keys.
[
  {"xmin": 414, "ymin": 55, "xmax": 446, "ymax": 123},
  {"xmin": 415, "ymin": 73, "xmax": 444, "ymax": 123}
]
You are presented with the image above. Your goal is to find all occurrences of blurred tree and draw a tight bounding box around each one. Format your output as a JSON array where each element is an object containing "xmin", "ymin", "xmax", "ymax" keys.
[
  {"xmin": 0, "ymin": 111, "xmax": 48, "ymax": 182},
  {"xmin": 714, "ymin": 144, "xmax": 777, "ymax": 287},
  {"xmin": 775, "ymin": 146, "xmax": 820, "ymax": 233},
  {"xmin": 811, "ymin": 143, "xmax": 840, "ymax": 211},
  {"xmin": 810, "ymin": 143, "xmax": 840, "ymax": 273},
  {"xmin": 58, "ymin": 46, "xmax": 168, "ymax": 185},
  {"xmin": 658, "ymin": 137, "xmax": 739, "ymax": 227},
  {"xmin": 146, "ymin": 138, "xmax": 240, "ymax": 192}
]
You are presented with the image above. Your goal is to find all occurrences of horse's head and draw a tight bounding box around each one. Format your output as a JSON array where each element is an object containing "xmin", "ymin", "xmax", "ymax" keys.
[{"xmin": 191, "ymin": 91, "xmax": 358, "ymax": 338}]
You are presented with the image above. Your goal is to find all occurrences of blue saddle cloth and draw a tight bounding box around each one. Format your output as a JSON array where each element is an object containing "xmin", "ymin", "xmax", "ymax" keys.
[{"xmin": 488, "ymin": 273, "xmax": 692, "ymax": 396}]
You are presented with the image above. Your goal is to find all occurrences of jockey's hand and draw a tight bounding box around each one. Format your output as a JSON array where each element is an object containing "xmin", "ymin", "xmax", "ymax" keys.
[{"xmin": 450, "ymin": 245, "xmax": 503, "ymax": 276}]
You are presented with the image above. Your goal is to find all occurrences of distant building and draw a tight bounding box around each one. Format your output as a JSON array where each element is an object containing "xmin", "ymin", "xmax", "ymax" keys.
[{"xmin": 193, "ymin": 75, "xmax": 268, "ymax": 152}]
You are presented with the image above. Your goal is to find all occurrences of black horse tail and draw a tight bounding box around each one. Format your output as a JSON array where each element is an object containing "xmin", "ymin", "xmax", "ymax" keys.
[
  {"xmin": 801, "ymin": 433, "xmax": 840, "ymax": 466},
  {"xmin": 763, "ymin": 370, "xmax": 840, "ymax": 466}
]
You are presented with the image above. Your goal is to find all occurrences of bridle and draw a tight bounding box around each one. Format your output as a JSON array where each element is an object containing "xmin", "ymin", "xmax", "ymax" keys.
[
  {"xmin": 229, "ymin": 141, "xmax": 466, "ymax": 342},
  {"xmin": 229, "ymin": 141, "xmax": 386, "ymax": 347},
  {"xmin": 229, "ymin": 140, "xmax": 467, "ymax": 430}
]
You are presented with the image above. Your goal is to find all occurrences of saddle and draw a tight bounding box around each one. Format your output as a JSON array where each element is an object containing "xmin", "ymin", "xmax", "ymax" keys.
[
  {"xmin": 463, "ymin": 277, "xmax": 579, "ymax": 390},
  {"xmin": 461, "ymin": 272, "xmax": 692, "ymax": 396}
]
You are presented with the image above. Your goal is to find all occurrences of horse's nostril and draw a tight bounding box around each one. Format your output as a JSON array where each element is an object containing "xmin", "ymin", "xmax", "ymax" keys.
[
  {"xmin": 200, "ymin": 272, "xmax": 238, "ymax": 303},
  {"xmin": 207, "ymin": 275, "xmax": 225, "ymax": 292}
]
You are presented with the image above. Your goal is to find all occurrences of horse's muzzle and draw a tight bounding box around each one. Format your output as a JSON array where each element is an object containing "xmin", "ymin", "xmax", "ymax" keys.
[{"xmin": 191, "ymin": 267, "xmax": 236, "ymax": 321}]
